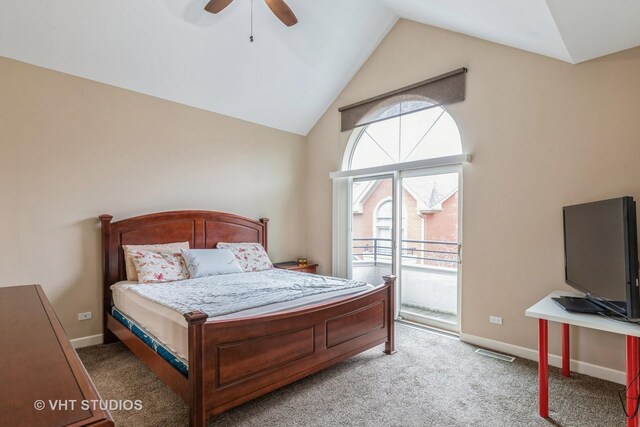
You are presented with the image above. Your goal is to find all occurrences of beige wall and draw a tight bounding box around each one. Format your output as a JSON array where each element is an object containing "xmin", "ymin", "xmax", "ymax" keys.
[
  {"xmin": 306, "ymin": 19, "xmax": 640, "ymax": 372},
  {"xmin": 3, "ymin": 19, "xmax": 640, "ymax": 373},
  {"xmin": 0, "ymin": 57, "xmax": 307, "ymax": 340}
]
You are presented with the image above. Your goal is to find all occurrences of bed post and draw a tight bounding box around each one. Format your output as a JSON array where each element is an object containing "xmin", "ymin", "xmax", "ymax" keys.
[
  {"xmin": 99, "ymin": 214, "xmax": 118, "ymax": 344},
  {"xmin": 184, "ymin": 310, "xmax": 208, "ymax": 427},
  {"xmin": 383, "ymin": 275, "xmax": 397, "ymax": 355},
  {"xmin": 260, "ymin": 218, "xmax": 269, "ymax": 252}
]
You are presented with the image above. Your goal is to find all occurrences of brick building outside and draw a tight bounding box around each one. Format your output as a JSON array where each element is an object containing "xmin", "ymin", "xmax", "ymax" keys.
[{"xmin": 352, "ymin": 175, "xmax": 458, "ymax": 267}]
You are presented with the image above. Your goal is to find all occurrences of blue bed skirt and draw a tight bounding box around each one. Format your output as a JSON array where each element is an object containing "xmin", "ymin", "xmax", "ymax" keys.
[{"xmin": 112, "ymin": 307, "xmax": 188, "ymax": 376}]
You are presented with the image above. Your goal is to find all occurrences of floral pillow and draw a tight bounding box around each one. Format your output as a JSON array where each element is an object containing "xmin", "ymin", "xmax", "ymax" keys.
[
  {"xmin": 216, "ymin": 242, "xmax": 273, "ymax": 272},
  {"xmin": 123, "ymin": 242, "xmax": 190, "ymax": 281},
  {"xmin": 130, "ymin": 250, "xmax": 190, "ymax": 284}
]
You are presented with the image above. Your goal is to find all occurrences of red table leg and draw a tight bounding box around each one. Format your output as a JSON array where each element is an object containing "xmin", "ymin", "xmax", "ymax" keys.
[
  {"xmin": 539, "ymin": 319, "xmax": 549, "ymax": 418},
  {"xmin": 627, "ymin": 336, "xmax": 639, "ymax": 427},
  {"xmin": 562, "ymin": 323, "xmax": 570, "ymax": 377}
]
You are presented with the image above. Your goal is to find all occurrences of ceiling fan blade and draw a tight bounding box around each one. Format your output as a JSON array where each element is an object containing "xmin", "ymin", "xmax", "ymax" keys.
[
  {"xmin": 204, "ymin": 0, "xmax": 234, "ymax": 14},
  {"xmin": 264, "ymin": 0, "xmax": 298, "ymax": 27}
]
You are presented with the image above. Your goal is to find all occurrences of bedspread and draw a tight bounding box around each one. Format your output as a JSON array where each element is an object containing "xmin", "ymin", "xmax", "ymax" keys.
[{"xmin": 116, "ymin": 269, "xmax": 370, "ymax": 318}]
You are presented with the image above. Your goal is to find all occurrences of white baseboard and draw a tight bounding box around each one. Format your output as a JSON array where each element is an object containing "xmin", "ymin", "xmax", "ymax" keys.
[
  {"xmin": 459, "ymin": 332, "xmax": 626, "ymax": 385},
  {"xmin": 70, "ymin": 333, "xmax": 103, "ymax": 349}
]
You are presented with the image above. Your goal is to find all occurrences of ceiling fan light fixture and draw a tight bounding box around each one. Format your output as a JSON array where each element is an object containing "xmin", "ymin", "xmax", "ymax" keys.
[{"xmin": 204, "ymin": 0, "xmax": 298, "ymax": 27}]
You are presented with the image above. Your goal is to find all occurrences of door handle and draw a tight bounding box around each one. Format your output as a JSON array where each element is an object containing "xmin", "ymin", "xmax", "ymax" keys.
[{"xmin": 457, "ymin": 244, "xmax": 462, "ymax": 264}]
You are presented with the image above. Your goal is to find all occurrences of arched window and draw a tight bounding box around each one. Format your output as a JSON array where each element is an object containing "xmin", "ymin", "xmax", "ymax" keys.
[
  {"xmin": 343, "ymin": 105, "xmax": 463, "ymax": 330},
  {"xmin": 375, "ymin": 199, "xmax": 392, "ymax": 239},
  {"xmin": 344, "ymin": 106, "xmax": 461, "ymax": 171},
  {"xmin": 374, "ymin": 198, "xmax": 393, "ymax": 256}
]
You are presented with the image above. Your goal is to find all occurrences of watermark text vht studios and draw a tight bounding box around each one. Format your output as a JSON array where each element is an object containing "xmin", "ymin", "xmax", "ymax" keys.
[{"xmin": 34, "ymin": 399, "xmax": 142, "ymax": 411}]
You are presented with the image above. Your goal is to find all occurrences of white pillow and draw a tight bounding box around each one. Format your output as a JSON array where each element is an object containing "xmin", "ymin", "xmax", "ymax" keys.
[
  {"xmin": 130, "ymin": 250, "xmax": 190, "ymax": 284},
  {"xmin": 216, "ymin": 242, "xmax": 273, "ymax": 272},
  {"xmin": 123, "ymin": 242, "xmax": 190, "ymax": 281},
  {"xmin": 180, "ymin": 249, "xmax": 243, "ymax": 278}
]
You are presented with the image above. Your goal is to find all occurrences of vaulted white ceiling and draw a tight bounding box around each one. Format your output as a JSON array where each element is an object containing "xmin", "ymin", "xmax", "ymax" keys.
[
  {"xmin": 0, "ymin": 0, "xmax": 396, "ymax": 135},
  {"xmin": 382, "ymin": 0, "xmax": 640, "ymax": 64},
  {"xmin": 1, "ymin": 0, "xmax": 639, "ymax": 135}
]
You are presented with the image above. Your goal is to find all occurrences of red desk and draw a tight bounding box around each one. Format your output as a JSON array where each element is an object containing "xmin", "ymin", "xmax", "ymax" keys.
[{"xmin": 526, "ymin": 291, "xmax": 639, "ymax": 427}]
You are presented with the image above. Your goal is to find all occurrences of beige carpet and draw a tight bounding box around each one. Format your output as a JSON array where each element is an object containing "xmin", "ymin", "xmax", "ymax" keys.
[{"xmin": 77, "ymin": 323, "xmax": 627, "ymax": 426}]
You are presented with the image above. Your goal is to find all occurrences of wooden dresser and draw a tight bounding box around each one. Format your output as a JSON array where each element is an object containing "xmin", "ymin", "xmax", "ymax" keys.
[
  {"xmin": 0, "ymin": 285, "xmax": 113, "ymax": 427},
  {"xmin": 274, "ymin": 262, "xmax": 318, "ymax": 274}
]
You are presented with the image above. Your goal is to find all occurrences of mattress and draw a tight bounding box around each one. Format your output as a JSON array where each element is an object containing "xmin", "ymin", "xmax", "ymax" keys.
[
  {"xmin": 111, "ymin": 273, "xmax": 374, "ymax": 362},
  {"xmin": 112, "ymin": 307, "xmax": 188, "ymax": 376}
]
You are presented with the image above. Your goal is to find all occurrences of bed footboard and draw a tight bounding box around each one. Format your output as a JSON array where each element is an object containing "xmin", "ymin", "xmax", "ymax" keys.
[{"xmin": 184, "ymin": 275, "xmax": 396, "ymax": 427}]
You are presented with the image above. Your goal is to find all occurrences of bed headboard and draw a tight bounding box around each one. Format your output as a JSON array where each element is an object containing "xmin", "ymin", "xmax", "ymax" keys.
[{"xmin": 99, "ymin": 210, "xmax": 268, "ymax": 341}]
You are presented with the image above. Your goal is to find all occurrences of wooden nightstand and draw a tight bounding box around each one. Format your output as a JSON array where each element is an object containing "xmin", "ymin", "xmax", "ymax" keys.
[{"xmin": 274, "ymin": 262, "xmax": 318, "ymax": 274}]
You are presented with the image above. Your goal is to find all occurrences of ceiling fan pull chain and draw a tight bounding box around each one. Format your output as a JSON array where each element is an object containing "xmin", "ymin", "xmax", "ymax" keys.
[{"xmin": 249, "ymin": 0, "xmax": 254, "ymax": 42}]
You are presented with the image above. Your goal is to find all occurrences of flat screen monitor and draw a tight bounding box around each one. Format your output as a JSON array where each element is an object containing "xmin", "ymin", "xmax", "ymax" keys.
[{"xmin": 563, "ymin": 197, "xmax": 639, "ymax": 319}]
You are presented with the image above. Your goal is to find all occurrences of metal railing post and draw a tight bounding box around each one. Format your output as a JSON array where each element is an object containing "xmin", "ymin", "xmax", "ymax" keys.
[{"xmin": 374, "ymin": 238, "xmax": 377, "ymax": 265}]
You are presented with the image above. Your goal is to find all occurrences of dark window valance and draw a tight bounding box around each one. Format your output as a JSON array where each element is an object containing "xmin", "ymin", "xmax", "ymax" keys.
[{"xmin": 338, "ymin": 68, "xmax": 467, "ymax": 132}]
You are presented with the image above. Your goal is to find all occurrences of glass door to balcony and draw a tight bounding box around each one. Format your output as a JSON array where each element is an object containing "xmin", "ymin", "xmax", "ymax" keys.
[
  {"xmin": 351, "ymin": 175, "xmax": 395, "ymax": 287},
  {"xmin": 349, "ymin": 169, "xmax": 461, "ymax": 332},
  {"xmin": 399, "ymin": 170, "xmax": 460, "ymax": 332}
]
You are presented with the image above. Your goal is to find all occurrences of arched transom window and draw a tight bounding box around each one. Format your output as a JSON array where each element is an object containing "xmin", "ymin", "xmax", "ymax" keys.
[{"xmin": 345, "ymin": 106, "xmax": 462, "ymax": 171}]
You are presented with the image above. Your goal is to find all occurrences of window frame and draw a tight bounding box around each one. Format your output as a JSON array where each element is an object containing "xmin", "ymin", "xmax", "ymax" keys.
[{"xmin": 342, "ymin": 106, "xmax": 463, "ymax": 173}]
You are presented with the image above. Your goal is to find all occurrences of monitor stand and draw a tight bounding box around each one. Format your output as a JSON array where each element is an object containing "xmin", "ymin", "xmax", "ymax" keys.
[{"xmin": 552, "ymin": 296, "xmax": 607, "ymax": 314}]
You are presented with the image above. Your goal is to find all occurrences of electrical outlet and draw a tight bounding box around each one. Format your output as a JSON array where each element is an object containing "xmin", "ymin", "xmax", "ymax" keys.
[
  {"xmin": 489, "ymin": 315, "xmax": 503, "ymax": 325},
  {"xmin": 78, "ymin": 312, "xmax": 92, "ymax": 321}
]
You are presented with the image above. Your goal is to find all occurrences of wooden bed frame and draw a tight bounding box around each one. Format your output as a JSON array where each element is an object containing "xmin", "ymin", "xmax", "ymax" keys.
[{"xmin": 100, "ymin": 210, "xmax": 396, "ymax": 426}]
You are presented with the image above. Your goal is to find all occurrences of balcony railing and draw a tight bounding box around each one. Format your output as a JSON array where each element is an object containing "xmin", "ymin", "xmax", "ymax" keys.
[{"xmin": 353, "ymin": 237, "xmax": 459, "ymax": 267}]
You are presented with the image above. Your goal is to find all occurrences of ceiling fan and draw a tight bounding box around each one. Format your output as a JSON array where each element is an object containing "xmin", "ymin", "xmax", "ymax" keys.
[{"xmin": 204, "ymin": 0, "xmax": 298, "ymax": 27}]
